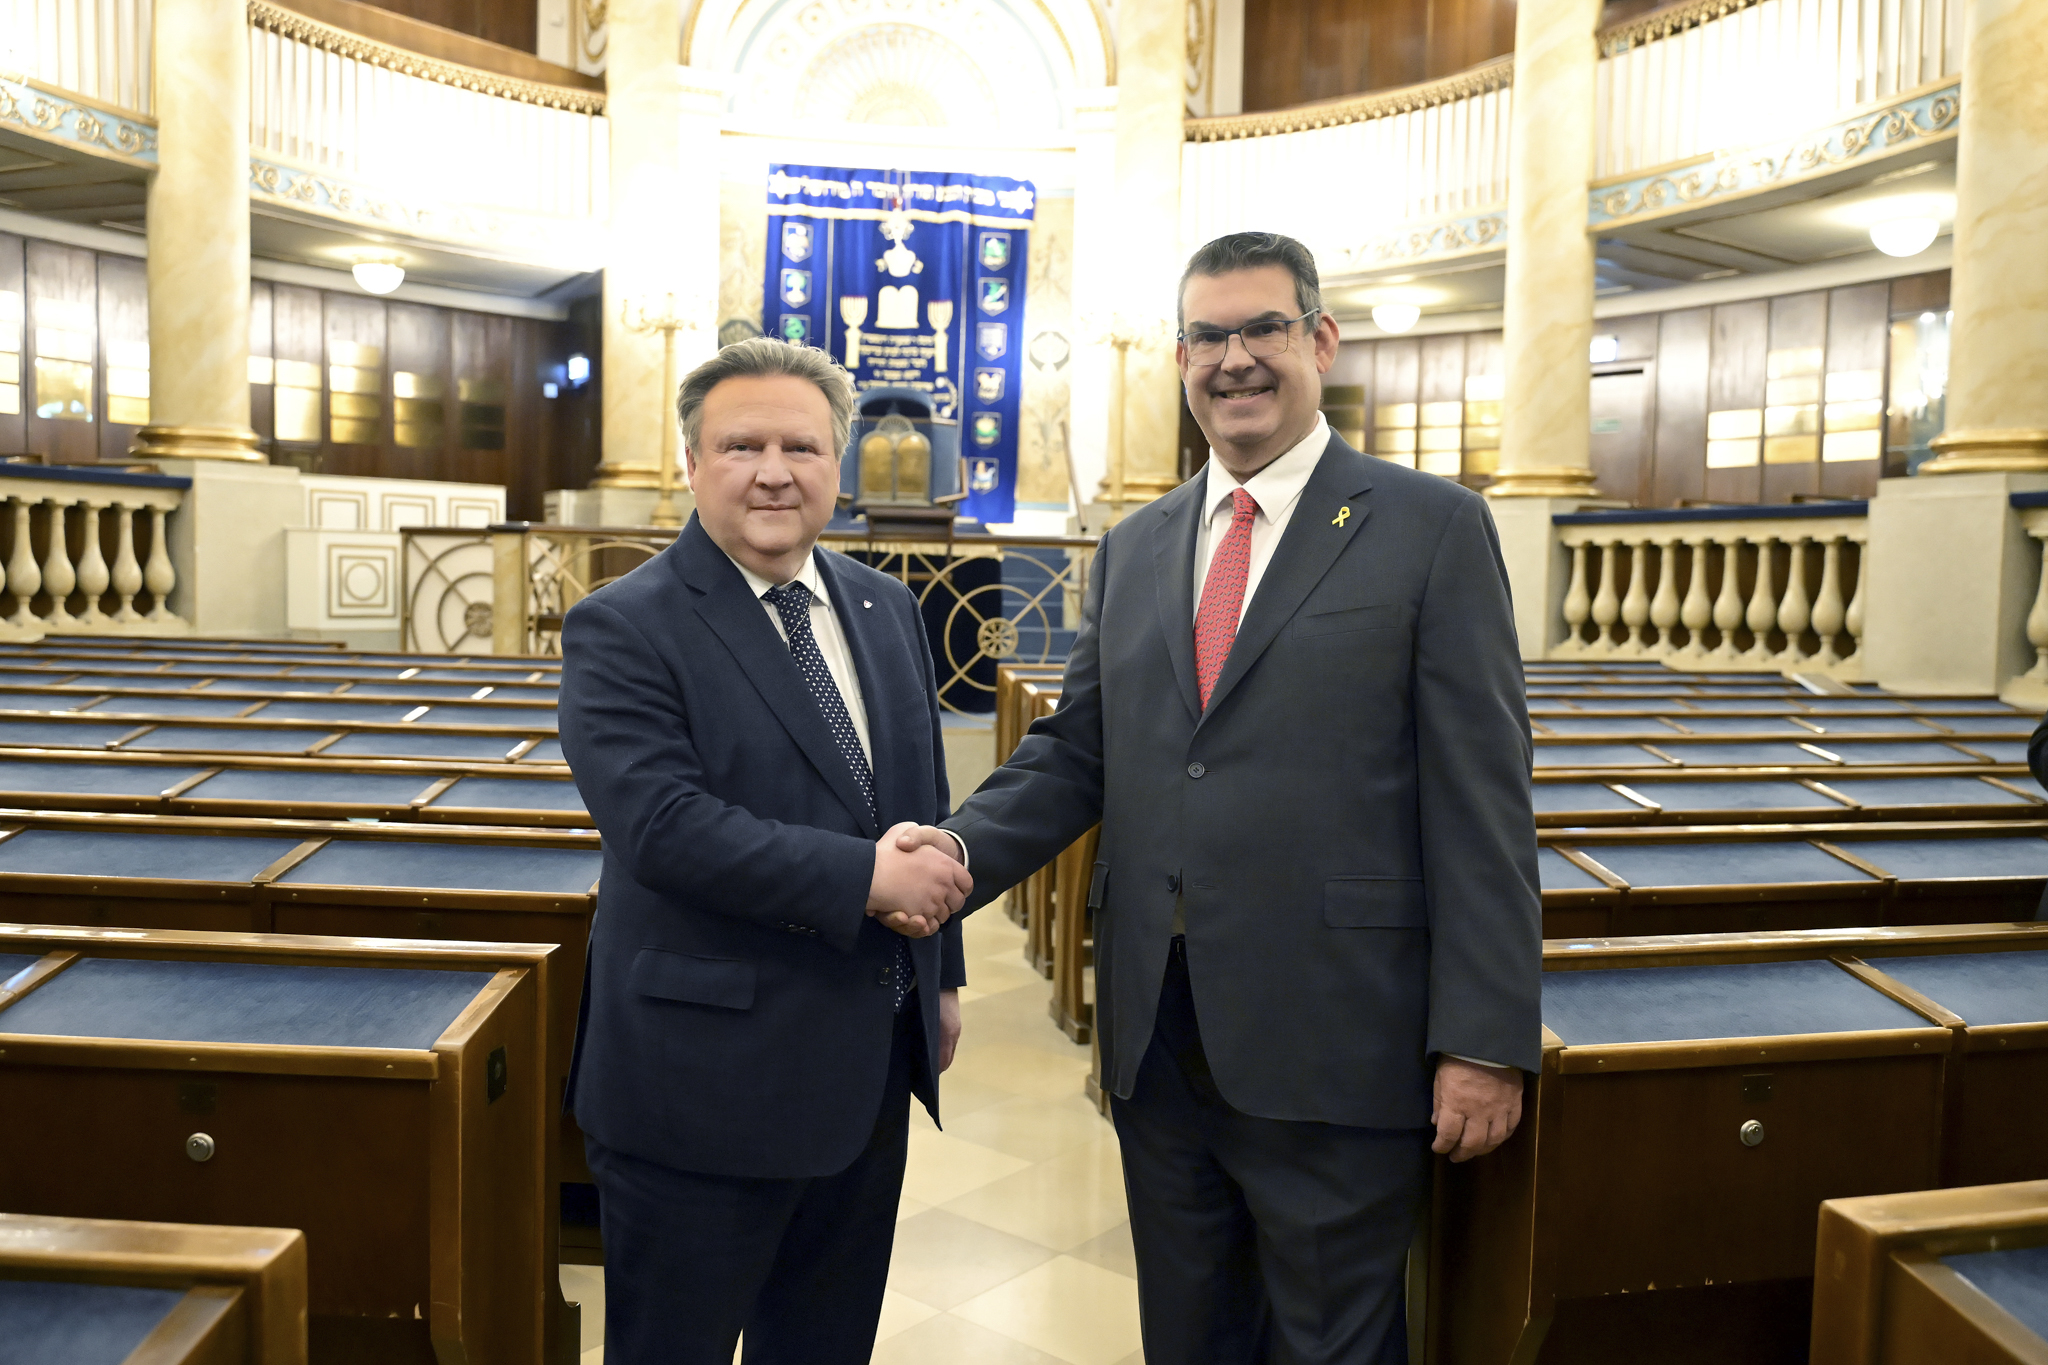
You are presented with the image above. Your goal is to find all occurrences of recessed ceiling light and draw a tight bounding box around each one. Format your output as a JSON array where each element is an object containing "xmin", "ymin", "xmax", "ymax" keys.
[{"xmin": 1371, "ymin": 303, "xmax": 1421, "ymax": 334}]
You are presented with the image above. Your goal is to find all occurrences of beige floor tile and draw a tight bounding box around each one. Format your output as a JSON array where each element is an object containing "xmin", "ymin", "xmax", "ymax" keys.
[
  {"xmin": 963, "ymin": 954, "xmax": 1054, "ymax": 997},
  {"xmin": 1065, "ymin": 1221, "xmax": 1137, "ymax": 1280},
  {"xmin": 581, "ymin": 1347, "xmax": 603, "ymax": 1365},
  {"xmin": 943, "ymin": 1092, "xmax": 1115, "ymax": 1163},
  {"xmin": 934, "ymin": 1073, "xmax": 1021, "ymax": 1120},
  {"xmin": 952, "ymin": 1039, "xmax": 1094, "ymax": 1101},
  {"xmin": 870, "ymin": 1311, "xmax": 1076, "ymax": 1365},
  {"xmin": 874, "ymin": 1288, "xmax": 941, "ymax": 1342},
  {"xmin": 900, "ymin": 1128, "xmax": 1033, "ymax": 1205},
  {"xmin": 953, "ymin": 1255, "xmax": 1145, "ymax": 1365},
  {"xmin": 941, "ymin": 1139, "xmax": 1131, "ymax": 1251},
  {"xmin": 887, "ymin": 1208, "xmax": 1057, "ymax": 1310},
  {"xmin": 1111, "ymin": 1353, "xmax": 1145, "ymax": 1365},
  {"xmin": 898, "ymin": 1193, "xmax": 931, "ymax": 1222},
  {"xmin": 560, "ymin": 1265, "xmax": 606, "ymax": 1353}
]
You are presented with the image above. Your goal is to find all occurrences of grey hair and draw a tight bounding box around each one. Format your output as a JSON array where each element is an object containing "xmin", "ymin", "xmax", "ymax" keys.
[
  {"xmin": 676, "ymin": 336, "xmax": 856, "ymax": 456},
  {"xmin": 1177, "ymin": 232, "xmax": 1324, "ymax": 328}
]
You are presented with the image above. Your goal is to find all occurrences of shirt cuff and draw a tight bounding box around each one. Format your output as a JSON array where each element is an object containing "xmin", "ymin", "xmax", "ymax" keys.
[
  {"xmin": 1445, "ymin": 1053, "xmax": 1514, "ymax": 1070},
  {"xmin": 942, "ymin": 829, "xmax": 969, "ymax": 869}
]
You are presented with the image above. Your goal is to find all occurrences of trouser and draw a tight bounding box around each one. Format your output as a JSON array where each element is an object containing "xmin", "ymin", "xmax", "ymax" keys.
[
  {"xmin": 585, "ymin": 1004, "xmax": 921, "ymax": 1365},
  {"xmin": 1111, "ymin": 939, "xmax": 1431, "ymax": 1365}
]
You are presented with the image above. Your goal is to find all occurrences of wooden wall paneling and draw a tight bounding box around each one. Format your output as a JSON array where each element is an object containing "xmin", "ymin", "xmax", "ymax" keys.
[
  {"xmin": 1425, "ymin": 0, "xmax": 1516, "ymax": 80},
  {"xmin": 546, "ymin": 294, "xmax": 602, "ymax": 502},
  {"xmin": 1650, "ymin": 308, "xmax": 1710, "ymax": 508},
  {"xmin": 349, "ymin": 0, "xmax": 536, "ymax": 56},
  {"xmin": 506, "ymin": 319, "xmax": 545, "ymax": 521},
  {"xmin": 0, "ymin": 234, "xmax": 24, "ymax": 457},
  {"xmin": 1461, "ymin": 330, "xmax": 1503, "ymax": 485},
  {"xmin": 1418, "ymin": 332, "xmax": 1466, "ymax": 478},
  {"xmin": 1242, "ymin": 0, "xmax": 1514, "ymax": 109},
  {"xmin": 270, "ymin": 283, "xmax": 325, "ymax": 468},
  {"xmin": 94, "ymin": 254, "xmax": 148, "ymax": 461},
  {"xmin": 1761, "ymin": 291, "xmax": 1827, "ymax": 503},
  {"xmin": 323, "ymin": 294, "xmax": 388, "ymax": 475},
  {"xmin": 1704, "ymin": 299, "xmax": 1768, "ymax": 504},
  {"xmin": 386, "ymin": 302, "xmax": 452, "ymax": 481},
  {"xmin": 450, "ymin": 311, "xmax": 511, "ymax": 486},
  {"xmin": 1820, "ymin": 282, "xmax": 1888, "ymax": 500},
  {"xmin": 1589, "ymin": 366, "xmax": 1653, "ymax": 507},
  {"xmin": 1888, "ymin": 270, "xmax": 1951, "ymax": 317},
  {"xmin": 248, "ymin": 282, "xmax": 274, "ymax": 452},
  {"xmin": 23, "ymin": 240, "xmax": 100, "ymax": 465},
  {"xmin": 1372, "ymin": 337, "xmax": 1421, "ymax": 469},
  {"xmin": 1322, "ymin": 338, "xmax": 1373, "ymax": 457}
]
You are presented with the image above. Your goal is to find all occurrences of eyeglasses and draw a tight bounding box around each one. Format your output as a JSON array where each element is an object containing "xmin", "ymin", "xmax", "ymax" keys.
[{"xmin": 1178, "ymin": 309, "xmax": 1319, "ymax": 367}]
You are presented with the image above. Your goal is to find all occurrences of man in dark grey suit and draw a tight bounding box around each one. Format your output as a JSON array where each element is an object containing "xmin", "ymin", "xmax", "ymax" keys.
[{"xmin": 901, "ymin": 232, "xmax": 1541, "ymax": 1363}]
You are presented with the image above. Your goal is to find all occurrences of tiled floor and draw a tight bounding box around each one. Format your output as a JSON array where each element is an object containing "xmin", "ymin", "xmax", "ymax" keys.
[{"xmin": 561, "ymin": 903, "xmax": 1144, "ymax": 1365}]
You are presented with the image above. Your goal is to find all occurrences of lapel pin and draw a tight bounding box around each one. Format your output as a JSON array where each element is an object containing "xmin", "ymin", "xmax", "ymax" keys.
[
  {"xmin": 1333, "ymin": 506, "xmax": 1351, "ymax": 527},
  {"xmin": 862, "ymin": 600, "xmax": 872, "ymax": 608}
]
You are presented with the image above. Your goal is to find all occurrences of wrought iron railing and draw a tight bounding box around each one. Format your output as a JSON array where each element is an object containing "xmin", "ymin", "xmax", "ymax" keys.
[{"xmin": 402, "ymin": 522, "xmax": 1097, "ymax": 712}]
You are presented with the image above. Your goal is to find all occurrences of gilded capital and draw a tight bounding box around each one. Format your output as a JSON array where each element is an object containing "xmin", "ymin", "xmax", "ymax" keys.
[{"xmin": 1920, "ymin": 429, "xmax": 2048, "ymax": 476}]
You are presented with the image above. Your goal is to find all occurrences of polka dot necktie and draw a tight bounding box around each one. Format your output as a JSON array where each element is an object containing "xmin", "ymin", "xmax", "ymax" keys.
[
  {"xmin": 1194, "ymin": 488, "xmax": 1259, "ymax": 709},
  {"xmin": 764, "ymin": 582, "xmax": 913, "ymax": 1011}
]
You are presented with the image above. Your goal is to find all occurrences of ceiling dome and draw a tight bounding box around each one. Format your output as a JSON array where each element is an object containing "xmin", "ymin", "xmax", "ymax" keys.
[{"xmin": 795, "ymin": 24, "xmax": 999, "ymax": 129}]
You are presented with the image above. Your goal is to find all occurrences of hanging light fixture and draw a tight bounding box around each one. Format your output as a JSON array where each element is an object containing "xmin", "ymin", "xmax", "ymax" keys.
[
  {"xmin": 352, "ymin": 259, "xmax": 406, "ymax": 294},
  {"xmin": 1868, "ymin": 217, "xmax": 1940, "ymax": 258},
  {"xmin": 1370, "ymin": 303, "xmax": 1421, "ymax": 334}
]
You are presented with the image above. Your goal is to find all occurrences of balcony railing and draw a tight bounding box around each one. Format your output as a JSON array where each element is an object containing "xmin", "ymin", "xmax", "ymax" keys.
[
  {"xmin": 0, "ymin": 463, "xmax": 189, "ymax": 638},
  {"xmin": 2, "ymin": 0, "xmax": 154, "ymax": 115}
]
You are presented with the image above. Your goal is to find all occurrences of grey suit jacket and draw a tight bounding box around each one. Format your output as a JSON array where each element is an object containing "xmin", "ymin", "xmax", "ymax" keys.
[{"xmin": 944, "ymin": 433, "xmax": 1542, "ymax": 1128}]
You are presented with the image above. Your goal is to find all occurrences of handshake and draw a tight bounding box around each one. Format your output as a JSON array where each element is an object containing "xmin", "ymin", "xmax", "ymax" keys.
[{"xmin": 866, "ymin": 822, "xmax": 970, "ymax": 938}]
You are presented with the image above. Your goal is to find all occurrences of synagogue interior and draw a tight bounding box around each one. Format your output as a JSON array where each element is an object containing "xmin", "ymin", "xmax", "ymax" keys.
[{"xmin": 2, "ymin": 0, "xmax": 2048, "ymax": 1359}]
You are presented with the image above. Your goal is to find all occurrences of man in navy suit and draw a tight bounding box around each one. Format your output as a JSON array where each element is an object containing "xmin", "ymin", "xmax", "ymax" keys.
[{"xmin": 558, "ymin": 336, "xmax": 974, "ymax": 1365}]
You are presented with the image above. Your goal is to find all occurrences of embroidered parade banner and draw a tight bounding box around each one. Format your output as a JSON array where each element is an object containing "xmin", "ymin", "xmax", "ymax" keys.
[{"xmin": 763, "ymin": 165, "xmax": 1034, "ymax": 525}]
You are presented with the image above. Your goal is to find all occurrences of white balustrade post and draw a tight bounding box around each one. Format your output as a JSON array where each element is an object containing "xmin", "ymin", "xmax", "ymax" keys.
[
  {"xmin": 143, "ymin": 506, "xmax": 181, "ymax": 625},
  {"xmin": 38, "ymin": 498, "xmax": 76, "ymax": 629},
  {"xmin": 1707, "ymin": 533, "xmax": 1747, "ymax": 662},
  {"xmin": 1742, "ymin": 536, "xmax": 1780, "ymax": 665},
  {"xmin": 1812, "ymin": 536, "xmax": 1847, "ymax": 666},
  {"xmin": 1649, "ymin": 539, "xmax": 1681, "ymax": 658},
  {"xmin": 1557, "ymin": 540, "xmax": 1591, "ymax": 656},
  {"xmin": 110, "ymin": 504, "xmax": 143, "ymax": 623},
  {"xmin": 74, "ymin": 502, "xmax": 110, "ymax": 627},
  {"xmin": 1842, "ymin": 535, "xmax": 1869, "ymax": 670},
  {"xmin": 1619, "ymin": 538, "xmax": 1651, "ymax": 655},
  {"xmin": 1673, "ymin": 536, "xmax": 1714, "ymax": 665},
  {"xmin": 1774, "ymin": 534, "xmax": 1812, "ymax": 667},
  {"xmin": 2023, "ymin": 531, "xmax": 2048, "ymax": 683},
  {"xmin": 1588, "ymin": 541, "xmax": 1621, "ymax": 656},
  {"xmin": 6, "ymin": 498, "xmax": 42, "ymax": 630}
]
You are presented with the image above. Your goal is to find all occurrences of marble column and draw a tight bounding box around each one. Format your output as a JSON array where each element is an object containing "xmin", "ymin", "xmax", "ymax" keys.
[
  {"xmin": 132, "ymin": 0, "xmax": 260, "ymax": 463},
  {"xmin": 1487, "ymin": 0, "xmax": 1603, "ymax": 500},
  {"xmin": 1920, "ymin": 0, "xmax": 2048, "ymax": 474},
  {"xmin": 1099, "ymin": 0, "xmax": 1184, "ymax": 511},
  {"xmin": 592, "ymin": 0, "xmax": 721, "ymax": 496},
  {"xmin": 1064, "ymin": 89, "xmax": 1118, "ymax": 524}
]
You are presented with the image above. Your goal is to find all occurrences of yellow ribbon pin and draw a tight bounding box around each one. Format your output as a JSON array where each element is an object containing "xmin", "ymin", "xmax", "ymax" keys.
[{"xmin": 1333, "ymin": 506, "xmax": 1351, "ymax": 527}]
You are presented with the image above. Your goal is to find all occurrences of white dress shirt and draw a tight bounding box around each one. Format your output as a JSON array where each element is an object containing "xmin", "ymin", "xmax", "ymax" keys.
[
  {"xmin": 1191, "ymin": 413, "xmax": 1330, "ymax": 623},
  {"xmin": 728, "ymin": 550, "xmax": 872, "ymax": 764}
]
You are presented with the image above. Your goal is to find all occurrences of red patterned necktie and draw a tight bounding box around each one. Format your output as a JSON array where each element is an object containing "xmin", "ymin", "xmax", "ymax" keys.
[{"xmin": 1194, "ymin": 488, "xmax": 1258, "ymax": 708}]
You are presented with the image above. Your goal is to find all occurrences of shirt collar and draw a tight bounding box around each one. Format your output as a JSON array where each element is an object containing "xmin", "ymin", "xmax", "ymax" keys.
[
  {"xmin": 727, "ymin": 547, "xmax": 829, "ymax": 606},
  {"xmin": 1201, "ymin": 413, "xmax": 1329, "ymax": 522}
]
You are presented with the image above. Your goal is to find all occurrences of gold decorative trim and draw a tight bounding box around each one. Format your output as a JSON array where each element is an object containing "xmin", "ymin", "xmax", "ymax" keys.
[
  {"xmin": 1185, "ymin": 56, "xmax": 1510, "ymax": 142},
  {"xmin": 131, "ymin": 425, "xmax": 266, "ymax": 464},
  {"xmin": 1598, "ymin": 0, "xmax": 1764, "ymax": 56},
  {"xmin": 1922, "ymin": 429, "xmax": 2048, "ymax": 476},
  {"xmin": 247, "ymin": 0, "xmax": 607, "ymax": 113},
  {"xmin": 1485, "ymin": 465, "xmax": 1604, "ymax": 499}
]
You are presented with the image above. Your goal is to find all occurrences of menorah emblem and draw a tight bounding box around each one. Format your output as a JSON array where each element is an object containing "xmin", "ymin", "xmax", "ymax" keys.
[{"xmin": 927, "ymin": 300, "xmax": 955, "ymax": 373}]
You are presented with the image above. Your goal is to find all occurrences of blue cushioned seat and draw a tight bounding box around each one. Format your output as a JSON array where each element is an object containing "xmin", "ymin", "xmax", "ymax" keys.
[
  {"xmin": 342, "ymin": 682, "xmax": 494, "ymax": 699},
  {"xmin": 412, "ymin": 669, "xmax": 530, "ymax": 682},
  {"xmin": 1962, "ymin": 741, "xmax": 2030, "ymax": 763},
  {"xmin": 203, "ymin": 679, "xmax": 344, "ymax": 695},
  {"xmin": 279, "ymin": 839, "xmax": 603, "ymax": 893},
  {"xmin": 1615, "ymin": 780, "xmax": 1842, "ymax": 811},
  {"xmin": 1803, "ymin": 700, "xmax": 1911, "ymax": 713},
  {"xmin": 282, "ymin": 665, "xmax": 413, "ymax": 679},
  {"xmin": 1537, "ymin": 717, "xmax": 1686, "ymax": 736},
  {"xmin": 1665, "ymin": 717, "xmax": 1814, "ymax": 735},
  {"xmin": 1580, "ymin": 839, "xmax": 1873, "ymax": 888},
  {"xmin": 1800, "ymin": 716, "xmax": 1948, "ymax": 735},
  {"xmin": 1668, "ymin": 742, "xmax": 1830, "ymax": 766},
  {"xmin": 0, "ymin": 956, "xmax": 491, "ymax": 1049},
  {"xmin": 1875, "ymin": 951, "xmax": 2048, "ymax": 1026},
  {"xmin": 80, "ymin": 695, "xmax": 256, "ymax": 718},
  {"xmin": 1551, "ymin": 698, "xmax": 1689, "ymax": 712},
  {"xmin": 1933, "ymin": 714, "xmax": 2041, "ymax": 733},
  {"xmin": 1838, "ymin": 836, "xmax": 2048, "ymax": 880},
  {"xmin": 1542, "ymin": 958, "xmax": 1930, "ymax": 1045},
  {"xmin": 0, "ymin": 1279, "xmax": 186, "ymax": 1365},
  {"xmin": 0, "ymin": 720, "xmax": 139, "ymax": 747},
  {"xmin": 2006, "ymin": 774, "xmax": 2048, "ymax": 800},
  {"xmin": 1823, "ymin": 776, "xmax": 2034, "ymax": 808},
  {"xmin": 180, "ymin": 769, "xmax": 442, "ymax": 805},
  {"xmin": 157, "ymin": 662, "xmax": 282, "ymax": 675},
  {"xmin": 1942, "ymin": 1245, "xmax": 2048, "ymax": 1343},
  {"xmin": 63, "ymin": 674, "xmax": 185, "ymax": 690},
  {"xmin": 1818, "ymin": 741, "xmax": 1988, "ymax": 765},
  {"xmin": 1677, "ymin": 699, "xmax": 1815, "ymax": 713},
  {"xmin": 1538, "ymin": 848, "xmax": 1607, "ymax": 892},
  {"xmin": 431, "ymin": 776, "xmax": 586, "ymax": 812},
  {"xmin": 0, "ymin": 828, "xmax": 302, "ymax": 880},
  {"xmin": 1534, "ymin": 744, "xmax": 1671, "ymax": 768},
  {"xmin": 242, "ymin": 700, "xmax": 421, "ymax": 723},
  {"xmin": 519, "ymin": 739, "xmax": 566, "ymax": 764},
  {"xmin": 0, "ymin": 759, "xmax": 206, "ymax": 796},
  {"xmin": 1586, "ymin": 685, "xmax": 1702, "ymax": 695},
  {"xmin": 0, "ymin": 952, "xmax": 42, "ymax": 988},
  {"xmin": 413, "ymin": 705, "xmax": 558, "ymax": 730},
  {"xmin": 1902, "ymin": 698, "xmax": 2026, "ymax": 712},
  {"xmin": 125, "ymin": 726, "xmax": 335, "ymax": 755},
  {"xmin": 485, "ymin": 685, "xmax": 560, "ymax": 701},
  {"xmin": 0, "ymin": 691, "xmax": 102, "ymax": 713},
  {"xmin": 1531, "ymin": 784, "xmax": 1641, "ymax": 814},
  {"xmin": 319, "ymin": 732, "xmax": 528, "ymax": 760}
]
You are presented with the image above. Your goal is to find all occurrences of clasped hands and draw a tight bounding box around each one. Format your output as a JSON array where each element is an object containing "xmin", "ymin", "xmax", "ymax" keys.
[{"xmin": 867, "ymin": 823, "xmax": 968, "ymax": 938}]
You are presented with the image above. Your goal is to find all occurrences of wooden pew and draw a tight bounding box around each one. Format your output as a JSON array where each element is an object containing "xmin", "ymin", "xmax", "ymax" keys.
[
  {"xmin": 1016, "ymin": 679, "xmax": 1062, "ymax": 976},
  {"xmin": 0, "ymin": 925, "xmax": 559, "ymax": 1364},
  {"xmin": 1427, "ymin": 921, "xmax": 2048, "ymax": 1365},
  {"xmin": 994, "ymin": 663, "xmax": 1065, "ymax": 931},
  {"xmin": 1813, "ymin": 1181, "xmax": 2048, "ymax": 1365},
  {"xmin": 0, "ymin": 1212, "xmax": 307, "ymax": 1365},
  {"xmin": 1536, "ymin": 731, "xmax": 2027, "ymax": 771},
  {"xmin": 1535, "ymin": 770, "xmax": 2045, "ymax": 826},
  {"xmin": 0, "ymin": 680, "xmax": 558, "ymax": 729},
  {"xmin": 0, "ymin": 710, "xmax": 564, "ymax": 766}
]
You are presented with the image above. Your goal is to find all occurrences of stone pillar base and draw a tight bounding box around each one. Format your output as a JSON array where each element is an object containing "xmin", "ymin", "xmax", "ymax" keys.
[
  {"xmin": 1486, "ymin": 496, "xmax": 1594, "ymax": 660},
  {"xmin": 587, "ymin": 463, "xmax": 662, "ymax": 490},
  {"xmin": 1485, "ymin": 465, "xmax": 1603, "ymax": 500},
  {"xmin": 131, "ymin": 425, "xmax": 264, "ymax": 463},
  {"xmin": 1921, "ymin": 429, "xmax": 2048, "ymax": 475}
]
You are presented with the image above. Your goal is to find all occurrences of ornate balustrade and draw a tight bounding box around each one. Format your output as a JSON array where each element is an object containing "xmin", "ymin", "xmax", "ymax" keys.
[
  {"xmin": 2007, "ymin": 495, "xmax": 2048, "ymax": 704},
  {"xmin": 1, "ymin": 0, "xmax": 154, "ymax": 115},
  {"xmin": 407, "ymin": 522, "xmax": 1098, "ymax": 711},
  {"xmin": 0, "ymin": 464, "xmax": 188, "ymax": 639},
  {"xmin": 1552, "ymin": 502, "xmax": 1867, "ymax": 675}
]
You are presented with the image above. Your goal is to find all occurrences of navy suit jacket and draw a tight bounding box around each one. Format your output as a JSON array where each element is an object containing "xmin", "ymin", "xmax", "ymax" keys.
[{"xmin": 559, "ymin": 516, "xmax": 965, "ymax": 1180}]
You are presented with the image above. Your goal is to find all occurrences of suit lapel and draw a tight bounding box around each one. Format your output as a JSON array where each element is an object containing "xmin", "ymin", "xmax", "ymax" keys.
[
  {"xmin": 1199, "ymin": 435, "xmax": 1375, "ymax": 725},
  {"xmin": 1151, "ymin": 483, "xmax": 1204, "ymax": 724},
  {"xmin": 676, "ymin": 522, "xmax": 879, "ymax": 836}
]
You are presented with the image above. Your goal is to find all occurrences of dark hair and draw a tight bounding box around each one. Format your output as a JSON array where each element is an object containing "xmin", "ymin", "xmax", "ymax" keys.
[{"xmin": 1177, "ymin": 232, "xmax": 1324, "ymax": 327}]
